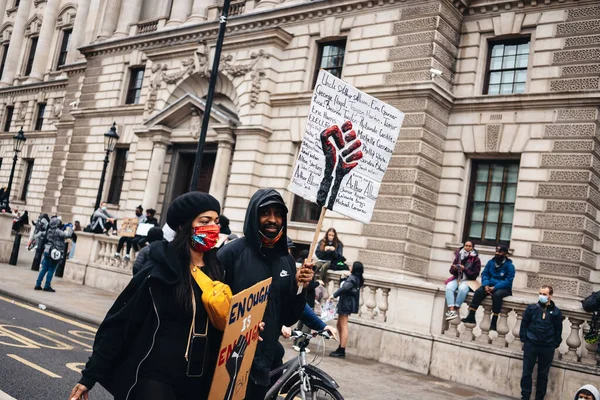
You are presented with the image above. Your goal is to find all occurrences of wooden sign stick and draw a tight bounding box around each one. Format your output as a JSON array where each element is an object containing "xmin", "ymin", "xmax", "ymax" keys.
[{"xmin": 298, "ymin": 206, "xmax": 326, "ymax": 294}]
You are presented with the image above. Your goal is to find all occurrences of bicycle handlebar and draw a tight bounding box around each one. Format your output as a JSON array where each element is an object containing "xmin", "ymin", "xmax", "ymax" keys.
[{"xmin": 290, "ymin": 329, "xmax": 332, "ymax": 341}]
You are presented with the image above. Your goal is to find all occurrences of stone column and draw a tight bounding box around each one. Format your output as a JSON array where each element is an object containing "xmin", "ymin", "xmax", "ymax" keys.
[
  {"xmin": 187, "ymin": 0, "xmax": 214, "ymax": 23},
  {"xmin": 113, "ymin": 0, "xmax": 143, "ymax": 38},
  {"xmin": 166, "ymin": 0, "xmax": 193, "ymax": 26},
  {"xmin": 142, "ymin": 135, "xmax": 171, "ymax": 209},
  {"xmin": 0, "ymin": 0, "xmax": 32, "ymax": 86},
  {"xmin": 209, "ymin": 127, "xmax": 234, "ymax": 206},
  {"xmin": 66, "ymin": 0, "xmax": 92, "ymax": 63},
  {"xmin": 97, "ymin": 0, "xmax": 123, "ymax": 40},
  {"xmin": 27, "ymin": 0, "xmax": 61, "ymax": 82}
]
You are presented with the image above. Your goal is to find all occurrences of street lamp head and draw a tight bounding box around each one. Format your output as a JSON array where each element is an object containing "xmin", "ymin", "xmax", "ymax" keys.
[
  {"xmin": 104, "ymin": 122, "xmax": 119, "ymax": 153},
  {"xmin": 12, "ymin": 127, "xmax": 27, "ymax": 153}
]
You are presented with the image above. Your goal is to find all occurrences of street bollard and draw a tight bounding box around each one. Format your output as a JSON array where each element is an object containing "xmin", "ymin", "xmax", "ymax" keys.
[
  {"xmin": 9, "ymin": 232, "xmax": 20, "ymax": 265},
  {"xmin": 56, "ymin": 242, "xmax": 69, "ymax": 278},
  {"xmin": 31, "ymin": 245, "xmax": 43, "ymax": 271}
]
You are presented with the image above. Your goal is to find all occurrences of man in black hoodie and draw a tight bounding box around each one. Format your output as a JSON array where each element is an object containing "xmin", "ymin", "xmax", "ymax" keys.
[{"xmin": 217, "ymin": 188, "xmax": 313, "ymax": 399}]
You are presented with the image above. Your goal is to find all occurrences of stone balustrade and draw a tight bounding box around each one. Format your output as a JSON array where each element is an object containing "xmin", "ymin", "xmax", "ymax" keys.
[
  {"xmin": 136, "ymin": 19, "xmax": 160, "ymax": 34},
  {"xmin": 443, "ymin": 295, "xmax": 599, "ymax": 367}
]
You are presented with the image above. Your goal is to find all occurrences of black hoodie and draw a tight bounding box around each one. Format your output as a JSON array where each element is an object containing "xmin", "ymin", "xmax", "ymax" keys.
[
  {"xmin": 79, "ymin": 240, "xmax": 222, "ymax": 399},
  {"xmin": 217, "ymin": 188, "xmax": 306, "ymax": 387}
]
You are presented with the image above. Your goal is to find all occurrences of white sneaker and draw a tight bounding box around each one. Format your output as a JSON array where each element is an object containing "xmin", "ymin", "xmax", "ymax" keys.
[
  {"xmin": 114, "ymin": 252, "xmax": 120, "ymax": 259},
  {"xmin": 124, "ymin": 254, "xmax": 131, "ymax": 261},
  {"xmin": 445, "ymin": 310, "xmax": 458, "ymax": 320},
  {"xmin": 293, "ymin": 345, "xmax": 300, "ymax": 352}
]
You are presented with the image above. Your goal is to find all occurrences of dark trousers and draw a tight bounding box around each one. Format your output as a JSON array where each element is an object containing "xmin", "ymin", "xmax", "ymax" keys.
[
  {"xmin": 520, "ymin": 341, "xmax": 554, "ymax": 400},
  {"xmin": 470, "ymin": 286, "xmax": 511, "ymax": 314},
  {"xmin": 91, "ymin": 220, "xmax": 115, "ymax": 234},
  {"xmin": 245, "ymin": 381, "xmax": 269, "ymax": 400},
  {"xmin": 131, "ymin": 379, "xmax": 177, "ymax": 400},
  {"xmin": 132, "ymin": 235, "xmax": 147, "ymax": 251},
  {"xmin": 117, "ymin": 236, "xmax": 134, "ymax": 253}
]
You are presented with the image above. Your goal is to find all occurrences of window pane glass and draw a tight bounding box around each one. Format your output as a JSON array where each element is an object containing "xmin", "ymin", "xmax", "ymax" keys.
[
  {"xmin": 489, "ymin": 72, "xmax": 501, "ymax": 84},
  {"xmin": 500, "ymin": 224, "xmax": 512, "ymax": 241},
  {"xmin": 487, "ymin": 203, "xmax": 500, "ymax": 222},
  {"xmin": 516, "ymin": 54, "xmax": 528, "ymax": 68},
  {"xmin": 515, "ymin": 70, "xmax": 527, "ymax": 83},
  {"xmin": 517, "ymin": 43, "xmax": 529, "ymax": 55},
  {"xmin": 502, "ymin": 71, "xmax": 515, "ymax": 83},
  {"xmin": 491, "ymin": 165, "xmax": 504, "ymax": 182},
  {"xmin": 502, "ymin": 56, "xmax": 515, "ymax": 69},
  {"xmin": 488, "ymin": 84, "xmax": 500, "ymax": 94},
  {"xmin": 505, "ymin": 45, "xmax": 517, "ymax": 56},
  {"xmin": 484, "ymin": 223, "xmax": 498, "ymax": 240},
  {"xmin": 514, "ymin": 83, "xmax": 526, "ymax": 93},
  {"xmin": 504, "ymin": 185, "xmax": 517, "ymax": 202},
  {"xmin": 471, "ymin": 203, "xmax": 485, "ymax": 221},
  {"xmin": 490, "ymin": 57, "xmax": 503, "ymax": 70},
  {"xmin": 476, "ymin": 165, "xmax": 489, "ymax": 182},
  {"xmin": 507, "ymin": 164, "xmax": 519, "ymax": 183},
  {"xmin": 500, "ymin": 83, "xmax": 514, "ymax": 94},
  {"xmin": 474, "ymin": 184, "xmax": 487, "ymax": 201},
  {"xmin": 491, "ymin": 44, "xmax": 504, "ymax": 57},
  {"xmin": 502, "ymin": 205, "xmax": 515, "ymax": 223},
  {"xmin": 489, "ymin": 185, "xmax": 502, "ymax": 202},
  {"xmin": 469, "ymin": 222, "xmax": 483, "ymax": 239}
]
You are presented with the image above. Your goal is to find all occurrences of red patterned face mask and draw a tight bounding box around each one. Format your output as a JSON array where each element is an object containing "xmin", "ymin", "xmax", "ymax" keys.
[{"xmin": 190, "ymin": 224, "xmax": 220, "ymax": 253}]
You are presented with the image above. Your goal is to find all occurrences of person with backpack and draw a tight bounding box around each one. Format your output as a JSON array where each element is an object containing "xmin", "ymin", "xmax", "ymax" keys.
[
  {"xmin": 30, "ymin": 213, "xmax": 50, "ymax": 270},
  {"xmin": 519, "ymin": 285, "xmax": 563, "ymax": 400},
  {"xmin": 34, "ymin": 217, "xmax": 72, "ymax": 292},
  {"xmin": 329, "ymin": 261, "xmax": 364, "ymax": 359}
]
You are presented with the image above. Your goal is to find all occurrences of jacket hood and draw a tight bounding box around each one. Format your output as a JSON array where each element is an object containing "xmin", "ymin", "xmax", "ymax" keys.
[
  {"xmin": 575, "ymin": 385, "xmax": 600, "ymax": 400},
  {"xmin": 146, "ymin": 240, "xmax": 184, "ymax": 285},
  {"xmin": 244, "ymin": 188, "xmax": 288, "ymax": 256},
  {"xmin": 49, "ymin": 218, "xmax": 61, "ymax": 229}
]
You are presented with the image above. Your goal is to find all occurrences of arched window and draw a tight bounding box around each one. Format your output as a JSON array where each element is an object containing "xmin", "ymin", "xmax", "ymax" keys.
[
  {"xmin": 55, "ymin": 6, "xmax": 76, "ymax": 69},
  {"xmin": 0, "ymin": 24, "xmax": 13, "ymax": 80}
]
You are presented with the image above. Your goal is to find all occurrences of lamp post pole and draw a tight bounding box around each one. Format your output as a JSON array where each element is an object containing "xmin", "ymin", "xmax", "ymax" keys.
[
  {"xmin": 92, "ymin": 122, "xmax": 119, "ymax": 216},
  {"xmin": 2, "ymin": 127, "xmax": 27, "ymax": 213},
  {"xmin": 189, "ymin": 0, "xmax": 231, "ymax": 192},
  {"xmin": 94, "ymin": 149, "xmax": 111, "ymax": 212}
]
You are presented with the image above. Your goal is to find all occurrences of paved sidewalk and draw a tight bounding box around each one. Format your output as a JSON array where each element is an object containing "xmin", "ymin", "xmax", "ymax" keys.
[{"xmin": 0, "ymin": 250, "xmax": 513, "ymax": 399}]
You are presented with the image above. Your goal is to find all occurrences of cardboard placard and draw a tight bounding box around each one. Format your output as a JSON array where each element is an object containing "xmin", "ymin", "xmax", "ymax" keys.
[
  {"xmin": 136, "ymin": 223, "xmax": 154, "ymax": 236},
  {"xmin": 288, "ymin": 70, "xmax": 405, "ymax": 224},
  {"xmin": 118, "ymin": 218, "xmax": 138, "ymax": 238},
  {"xmin": 209, "ymin": 278, "xmax": 272, "ymax": 400}
]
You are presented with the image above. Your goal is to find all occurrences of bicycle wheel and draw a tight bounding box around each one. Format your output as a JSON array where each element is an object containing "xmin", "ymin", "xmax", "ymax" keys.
[{"xmin": 285, "ymin": 379, "xmax": 344, "ymax": 400}]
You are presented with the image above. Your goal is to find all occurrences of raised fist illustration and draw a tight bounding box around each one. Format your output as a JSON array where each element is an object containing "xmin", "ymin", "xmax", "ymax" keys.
[
  {"xmin": 317, "ymin": 125, "xmax": 345, "ymax": 206},
  {"xmin": 327, "ymin": 121, "xmax": 363, "ymax": 210},
  {"xmin": 225, "ymin": 335, "xmax": 248, "ymax": 400}
]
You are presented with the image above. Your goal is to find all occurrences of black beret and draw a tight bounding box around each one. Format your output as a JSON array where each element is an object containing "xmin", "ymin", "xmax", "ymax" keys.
[{"xmin": 166, "ymin": 191, "xmax": 221, "ymax": 229}]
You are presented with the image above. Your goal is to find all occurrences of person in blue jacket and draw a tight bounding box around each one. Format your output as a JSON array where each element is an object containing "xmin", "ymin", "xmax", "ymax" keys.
[
  {"xmin": 519, "ymin": 285, "xmax": 563, "ymax": 400},
  {"xmin": 461, "ymin": 245, "xmax": 515, "ymax": 331}
]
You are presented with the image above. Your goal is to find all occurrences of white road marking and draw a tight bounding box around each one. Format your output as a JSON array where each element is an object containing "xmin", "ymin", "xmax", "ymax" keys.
[
  {"xmin": 40, "ymin": 328, "xmax": 93, "ymax": 349},
  {"xmin": 0, "ymin": 388, "xmax": 17, "ymax": 399},
  {"xmin": 66, "ymin": 362, "xmax": 86, "ymax": 373},
  {"xmin": 6, "ymin": 354, "xmax": 62, "ymax": 378}
]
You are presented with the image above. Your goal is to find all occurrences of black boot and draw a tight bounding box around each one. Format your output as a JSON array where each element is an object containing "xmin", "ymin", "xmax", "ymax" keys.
[
  {"xmin": 461, "ymin": 309, "xmax": 476, "ymax": 324},
  {"xmin": 490, "ymin": 315, "xmax": 498, "ymax": 332},
  {"xmin": 329, "ymin": 346, "xmax": 345, "ymax": 358}
]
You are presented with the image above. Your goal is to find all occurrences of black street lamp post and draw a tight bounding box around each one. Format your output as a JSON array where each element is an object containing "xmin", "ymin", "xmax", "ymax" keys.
[
  {"xmin": 2, "ymin": 127, "xmax": 27, "ymax": 213},
  {"xmin": 93, "ymin": 122, "xmax": 119, "ymax": 213}
]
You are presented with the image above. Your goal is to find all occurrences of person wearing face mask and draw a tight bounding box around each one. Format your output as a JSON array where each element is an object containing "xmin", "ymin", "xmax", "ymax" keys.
[
  {"xmin": 519, "ymin": 285, "xmax": 563, "ymax": 400},
  {"xmin": 115, "ymin": 205, "xmax": 145, "ymax": 260},
  {"xmin": 69, "ymin": 192, "xmax": 226, "ymax": 400},
  {"xmin": 88, "ymin": 201, "xmax": 117, "ymax": 234},
  {"xmin": 461, "ymin": 245, "xmax": 515, "ymax": 331},
  {"xmin": 445, "ymin": 241, "xmax": 481, "ymax": 320},
  {"xmin": 217, "ymin": 188, "xmax": 313, "ymax": 400},
  {"xmin": 574, "ymin": 385, "xmax": 600, "ymax": 400}
]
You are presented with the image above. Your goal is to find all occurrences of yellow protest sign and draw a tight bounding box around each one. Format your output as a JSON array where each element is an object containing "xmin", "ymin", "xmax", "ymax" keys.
[{"xmin": 208, "ymin": 278, "xmax": 272, "ymax": 400}]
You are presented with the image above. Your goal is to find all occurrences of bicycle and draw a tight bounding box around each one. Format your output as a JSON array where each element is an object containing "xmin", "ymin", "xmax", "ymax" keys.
[{"xmin": 265, "ymin": 329, "xmax": 344, "ymax": 400}]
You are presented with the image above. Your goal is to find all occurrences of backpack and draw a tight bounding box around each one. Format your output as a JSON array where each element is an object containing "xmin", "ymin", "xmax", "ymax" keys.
[{"xmin": 581, "ymin": 290, "xmax": 600, "ymax": 313}]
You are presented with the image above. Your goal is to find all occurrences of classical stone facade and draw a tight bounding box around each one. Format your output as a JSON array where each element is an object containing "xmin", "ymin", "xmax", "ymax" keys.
[{"xmin": 1, "ymin": 0, "xmax": 599, "ymax": 395}]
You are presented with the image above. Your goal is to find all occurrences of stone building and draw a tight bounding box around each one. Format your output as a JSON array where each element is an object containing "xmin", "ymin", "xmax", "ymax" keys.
[{"xmin": 0, "ymin": 0, "xmax": 598, "ymax": 396}]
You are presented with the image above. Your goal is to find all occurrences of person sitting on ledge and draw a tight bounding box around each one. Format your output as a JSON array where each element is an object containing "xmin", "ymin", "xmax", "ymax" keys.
[{"xmin": 461, "ymin": 244, "xmax": 515, "ymax": 332}]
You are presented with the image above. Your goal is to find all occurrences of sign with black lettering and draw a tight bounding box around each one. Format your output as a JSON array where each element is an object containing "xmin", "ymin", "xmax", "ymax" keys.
[
  {"xmin": 288, "ymin": 70, "xmax": 404, "ymax": 223},
  {"xmin": 209, "ymin": 278, "xmax": 272, "ymax": 400}
]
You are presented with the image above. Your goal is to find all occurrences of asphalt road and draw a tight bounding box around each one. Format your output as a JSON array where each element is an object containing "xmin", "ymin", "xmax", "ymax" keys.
[{"xmin": 0, "ymin": 295, "xmax": 111, "ymax": 400}]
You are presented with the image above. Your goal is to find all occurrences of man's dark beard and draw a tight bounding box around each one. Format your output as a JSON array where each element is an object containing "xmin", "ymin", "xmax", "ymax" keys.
[
  {"xmin": 261, "ymin": 224, "xmax": 280, "ymax": 238},
  {"xmin": 494, "ymin": 255, "xmax": 505, "ymax": 264}
]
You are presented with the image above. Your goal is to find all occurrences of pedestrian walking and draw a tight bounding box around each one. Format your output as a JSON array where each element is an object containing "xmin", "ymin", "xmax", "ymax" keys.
[
  {"xmin": 575, "ymin": 385, "xmax": 599, "ymax": 400},
  {"xmin": 217, "ymin": 188, "xmax": 313, "ymax": 400},
  {"xmin": 519, "ymin": 285, "xmax": 563, "ymax": 400},
  {"xmin": 34, "ymin": 217, "xmax": 72, "ymax": 292},
  {"xmin": 461, "ymin": 244, "xmax": 515, "ymax": 331},
  {"xmin": 445, "ymin": 241, "xmax": 481, "ymax": 320},
  {"xmin": 329, "ymin": 261, "xmax": 364, "ymax": 359},
  {"xmin": 70, "ymin": 192, "xmax": 229, "ymax": 400}
]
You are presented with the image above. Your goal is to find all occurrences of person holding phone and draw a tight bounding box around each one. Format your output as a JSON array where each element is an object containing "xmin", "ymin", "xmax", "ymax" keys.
[{"xmin": 69, "ymin": 192, "xmax": 226, "ymax": 400}]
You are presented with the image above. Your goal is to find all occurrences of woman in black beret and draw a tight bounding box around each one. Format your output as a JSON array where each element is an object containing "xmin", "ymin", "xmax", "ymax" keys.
[{"xmin": 70, "ymin": 192, "xmax": 226, "ymax": 400}]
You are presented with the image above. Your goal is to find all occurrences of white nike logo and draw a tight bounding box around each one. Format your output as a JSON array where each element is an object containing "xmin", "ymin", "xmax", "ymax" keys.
[{"xmin": 280, "ymin": 270, "xmax": 289, "ymax": 277}]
